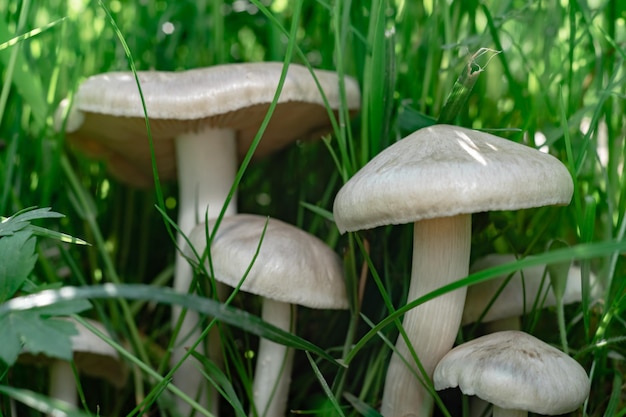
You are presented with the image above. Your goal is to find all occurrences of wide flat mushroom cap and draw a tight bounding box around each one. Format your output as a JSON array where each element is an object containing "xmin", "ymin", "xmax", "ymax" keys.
[
  {"xmin": 333, "ymin": 124, "xmax": 573, "ymax": 233},
  {"xmin": 433, "ymin": 330, "xmax": 590, "ymax": 415},
  {"xmin": 58, "ymin": 62, "xmax": 360, "ymax": 187},
  {"xmin": 186, "ymin": 214, "xmax": 348, "ymax": 309}
]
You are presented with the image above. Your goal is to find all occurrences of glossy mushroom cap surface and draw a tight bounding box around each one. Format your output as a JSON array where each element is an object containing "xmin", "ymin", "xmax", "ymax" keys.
[
  {"xmin": 434, "ymin": 330, "xmax": 590, "ymax": 415},
  {"xmin": 58, "ymin": 62, "xmax": 361, "ymax": 187},
  {"xmin": 333, "ymin": 124, "xmax": 573, "ymax": 233},
  {"xmin": 186, "ymin": 214, "xmax": 348, "ymax": 309}
]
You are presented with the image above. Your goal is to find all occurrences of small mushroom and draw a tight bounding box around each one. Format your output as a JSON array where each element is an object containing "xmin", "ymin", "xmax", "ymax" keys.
[
  {"xmin": 186, "ymin": 214, "xmax": 348, "ymax": 417},
  {"xmin": 332, "ymin": 125, "xmax": 573, "ymax": 416},
  {"xmin": 433, "ymin": 330, "xmax": 591, "ymax": 417},
  {"xmin": 56, "ymin": 62, "xmax": 360, "ymax": 414},
  {"xmin": 19, "ymin": 318, "xmax": 126, "ymax": 415}
]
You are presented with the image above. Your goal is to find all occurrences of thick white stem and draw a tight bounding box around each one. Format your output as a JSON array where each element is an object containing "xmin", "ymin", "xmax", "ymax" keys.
[
  {"xmin": 49, "ymin": 361, "xmax": 77, "ymax": 414},
  {"xmin": 251, "ymin": 299, "xmax": 295, "ymax": 417},
  {"xmin": 172, "ymin": 127, "xmax": 238, "ymax": 416},
  {"xmin": 381, "ymin": 214, "xmax": 471, "ymax": 417},
  {"xmin": 493, "ymin": 405, "xmax": 527, "ymax": 417}
]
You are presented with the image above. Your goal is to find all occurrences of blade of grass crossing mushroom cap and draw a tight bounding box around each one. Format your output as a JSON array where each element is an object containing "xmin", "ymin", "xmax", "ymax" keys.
[
  {"xmin": 0, "ymin": 285, "xmax": 343, "ymax": 366},
  {"xmin": 333, "ymin": 125, "xmax": 575, "ymax": 416},
  {"xmin": 345, "ymin": 239, "xmax": 626, "ymax": 366},
  {"xmin": 185, "ymin": 214, "xmax": 348, "ymax": 417}
]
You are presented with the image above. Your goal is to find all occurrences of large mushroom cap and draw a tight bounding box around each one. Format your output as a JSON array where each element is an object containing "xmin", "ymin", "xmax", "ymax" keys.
[
  {"xmin": 434, "ymin": 330, "xmax": 590, "ymax": 415},
  {"xmin": 333, "ymin": 124, "xmax": 573, "ymax": 233},
  {"xmin": 56, "ymin": 62, "xmax": 360, "ymax": 187},
  {"xmin": 186, "ymin": 214, "xmax": 348, "ymax": 309}
]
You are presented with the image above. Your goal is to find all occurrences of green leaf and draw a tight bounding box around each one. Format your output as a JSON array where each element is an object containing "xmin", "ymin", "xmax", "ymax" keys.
[
  {"xmin": 0, "ymin": 312, "xmax": 78, "ymax": 365},
  {"xmin": 0, "ymin": 229, "xmax": 37, "ymax": 301},
  {"xmin": 0, "ymin": 207, "xmax": 64, "ymax": 237},
  {"xmin": 0, "ymin": 385, "xmax": 93, "ymax": 417},
  {"xmin": 0, "ymin": 313, "xmax": 22, "ymax": 365}
]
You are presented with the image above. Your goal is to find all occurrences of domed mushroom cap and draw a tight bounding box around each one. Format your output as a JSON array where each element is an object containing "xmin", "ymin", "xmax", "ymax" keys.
[
  {"xmin": 57, "ymin": 62, "xmax": 361, "ymax": 187},
  {"xmin": 333, "ymin": 124, "xmax": 573, "ymax": 233},
  {"xmin": 434, "ymin": 330, "xmax": 590, "ymax": 415},
  {"xmin": 187, "ymin": 214, "xmax": 348, "ymax": 309}
]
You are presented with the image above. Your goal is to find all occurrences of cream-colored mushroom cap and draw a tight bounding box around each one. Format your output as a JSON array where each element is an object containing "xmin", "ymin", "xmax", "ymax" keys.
[
  {"xmin": 434, "ymin": 330, "xmax": 590, "ymax": 415},
  {"xmin": 333, "ymin": 124, "xmax": 573, "ymax": 233},
  {"xmin": 58, "ymin": 62, "xmax": 361, "ymax": 187},
  {"xmin": 187, "ymin": 214, "xmax": 348, "ymax": 309}
]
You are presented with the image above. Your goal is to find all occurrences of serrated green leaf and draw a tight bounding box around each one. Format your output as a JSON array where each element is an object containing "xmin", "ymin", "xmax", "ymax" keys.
[
  {"xmin": 0, "ymin": 312, "xmax": 78, "ymax": 365},
  {"xmin": 0, "ymin": 385, "xmax": 93, "ymax": 417},
  {"xmin": 0, "ymin": 215, "xmax": 29, "ymax": 236},
  {"xmin": 0, "ymin": 207, "xmax": 64, "ymax": 237},
  {"xmin": 0, "ymin": 314, "xmax": 23, "ymax": 365},
  {"xmin": 0, "ymin": 229, "xmax": 37, "ymax": 302}
]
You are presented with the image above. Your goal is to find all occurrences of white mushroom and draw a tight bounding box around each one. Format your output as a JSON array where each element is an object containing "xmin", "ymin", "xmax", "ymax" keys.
[
  {"xmin": 57, "ymin": 62, "xmax": 360, "ymax": 414},
  {"xmin": 433, "ymin": 330, "xmax": 591, "ymax": 416},
  {"xmin": 186, "ymin": 214, "xmax": 348, "ymax": 417},
  {"xmin": 19, "ymin": 318, "xmax": 126, "ymax": 416},
  {"xmin": 332, "ymin": 125, "xmax": 573, "ymax": 416}
]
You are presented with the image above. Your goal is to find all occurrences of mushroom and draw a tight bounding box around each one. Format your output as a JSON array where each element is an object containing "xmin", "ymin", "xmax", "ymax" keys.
[
  {"xmin": 19, "ymin": 318, "xmax": 126, "ymax": 415},
  {"xmin": 185, "ymin": 214, "xmax": 348, "ymax": 417},
  {"xmin": 56, "ymin": 62, "xmax": 360, "ymax": 413},
  {"xmin": 433, "ymin": 330, "xmax": 591, "ymax": 416},
  {"xmin": 463, "ymin": 254, "xmax": 601, "ymax": 331},
  {"xmin": 332, "ymin": 124, "xmax": 573, "ymax": 416}
]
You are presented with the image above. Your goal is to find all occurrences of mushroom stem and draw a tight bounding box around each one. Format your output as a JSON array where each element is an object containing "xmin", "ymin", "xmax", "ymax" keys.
[
  {"xmin": 493, "ymin": 406, "xmax": 527, "ymax": 417},
  {"xmin": 48, "ymin": 360, "xmax": 78, "ymax": 412},
  {"xmin": 252, "ymin": 298, "xmax": 295, "ymax": 417},
  {"xmin": 381, "ymin": 214, "xmax": 471, "ymax": 417},
  {"xmin": 172, "ymin": 126, "xmax": 238, "ymax": 415}
]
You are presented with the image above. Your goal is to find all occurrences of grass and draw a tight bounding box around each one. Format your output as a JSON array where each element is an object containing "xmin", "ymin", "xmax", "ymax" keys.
[{"xmin": 1, "ymin": 0, "xmax": 625, "ymax": 416}]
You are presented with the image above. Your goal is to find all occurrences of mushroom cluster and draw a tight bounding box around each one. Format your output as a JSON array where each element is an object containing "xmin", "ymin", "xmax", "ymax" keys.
[
  {"xmin": 18, "ymin": 318, "xmax": 126, "ymax": 416},
  {"xmin": 56, "ymin": 60, "xmax": 591, "ymax": 417},
  {"xmin": 57, "ymin": 62, "xmax": 360, "ymax": 415},
  {"xmin": 332, "ymin": 124, "xmax": 576, "ymax": 416}
]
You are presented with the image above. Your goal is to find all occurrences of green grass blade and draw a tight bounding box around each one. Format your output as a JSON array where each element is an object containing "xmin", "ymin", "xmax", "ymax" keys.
[{"xmin": 0, "ymin": 284, "xmax": 343, "ymax": 366}]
